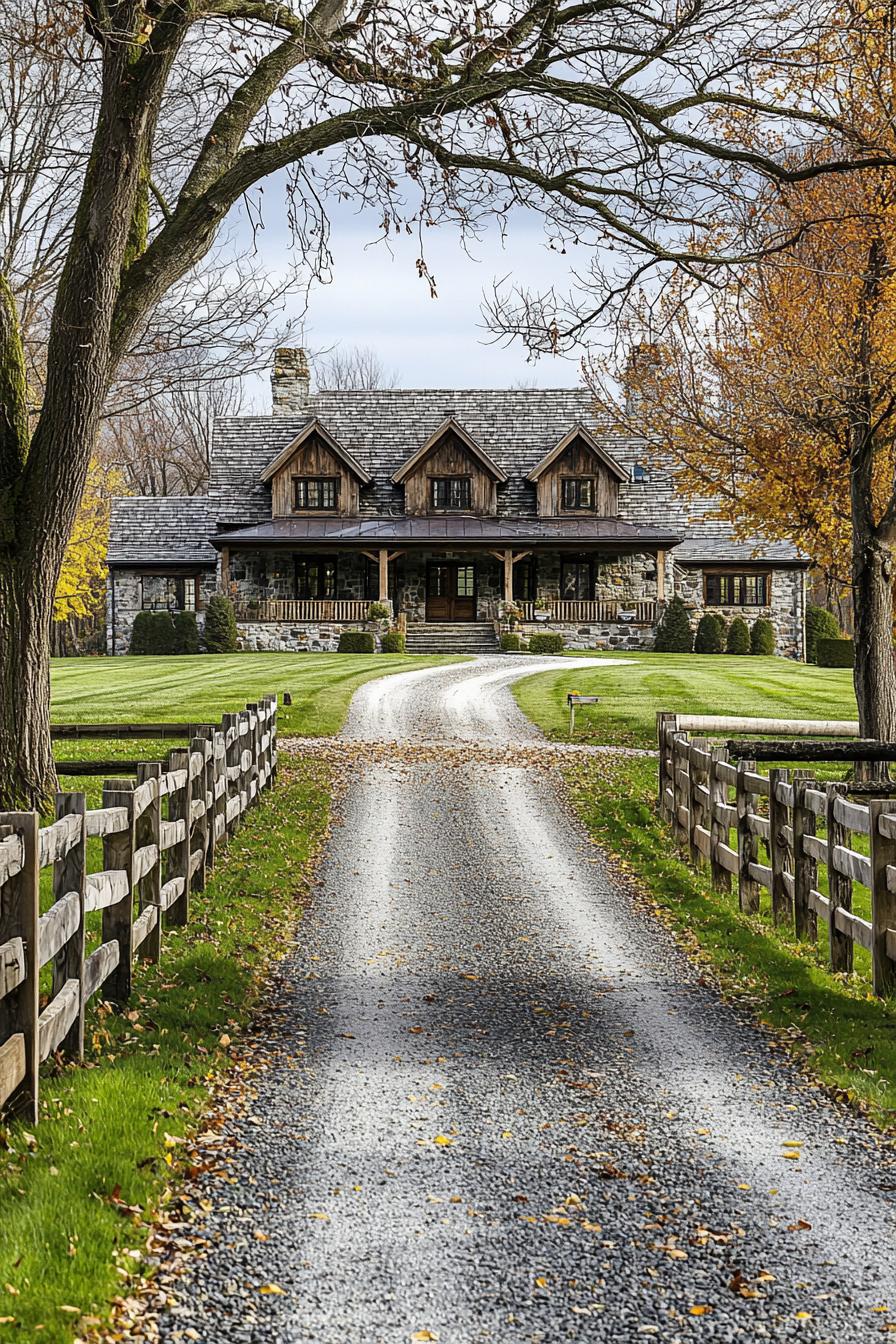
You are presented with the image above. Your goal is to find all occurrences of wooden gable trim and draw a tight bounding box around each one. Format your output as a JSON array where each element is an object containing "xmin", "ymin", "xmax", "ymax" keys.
[
  {"xmin": 526, "ymin": 423, "xmax": 629, "ymax": 484},
  {"xmin": 391, "ymin": 417, "xmax": 508, "ymax": 484},
  {"xmin": 258, "ymin": 418, "xmax": 373, "ymax": 486}
]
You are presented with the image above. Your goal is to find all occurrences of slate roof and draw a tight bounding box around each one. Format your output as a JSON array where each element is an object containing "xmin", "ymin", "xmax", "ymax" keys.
[
  {"xmin": 108, "ymin": 386, "xmax": 807, "ymax": 566},
  {"xmin": 212, "ymin": 515, "xmax": 683, "ymax": 549}
]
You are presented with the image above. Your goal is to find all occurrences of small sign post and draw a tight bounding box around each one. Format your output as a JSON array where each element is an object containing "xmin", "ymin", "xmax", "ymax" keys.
[{"xmin": 567, "ymin": 692, "xmax": 599, "ymax": 736}]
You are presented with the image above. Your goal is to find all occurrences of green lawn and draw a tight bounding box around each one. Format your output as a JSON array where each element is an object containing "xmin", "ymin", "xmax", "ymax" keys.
[
  {"xmin": 513, "ymin": 651, "xmax": 857, "ymax": 748},
  {"xmin": 517, "ymin": 653, "xmax": 896, "ymax": 1130},
  {"xmin": 51, "ymin": 652, "xmax": 461, "ymax": 738}
]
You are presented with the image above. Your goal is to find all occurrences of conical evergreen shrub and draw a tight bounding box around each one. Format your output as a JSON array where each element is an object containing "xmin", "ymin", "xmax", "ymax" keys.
[
  {"xmin": 174, "ymin": 610, "xmax": 200, "ymax": 654},
  {"xmin": 694, "ymin": 612, "xmax": 725, "ymax": 654},
  {"xmin": 750, "ymin": 618, "xmax": 775, "ymax": 656},
  {"xmin": 654, "ymin": 596, "xmax": 693, "ymax": 653},
  {"xmin": 204, "ymin": 595, "xmax": 239, "ymax": 653},
  {"xmin": 726, "ymin": 616, "xmax": 750, "ymax": 655}
]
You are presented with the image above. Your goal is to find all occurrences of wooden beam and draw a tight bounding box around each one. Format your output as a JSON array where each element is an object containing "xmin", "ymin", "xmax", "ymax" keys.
[
  {"xmin": 503, "ymin": 549, "xmax": 513, "ymax": 603},
  {"xmin": 378, "ymin": 549, "xmax": 389, "ymax": 602},
  {"xmin": 656, "ymin": 549, "xmax": 666, "ymax": 602}
]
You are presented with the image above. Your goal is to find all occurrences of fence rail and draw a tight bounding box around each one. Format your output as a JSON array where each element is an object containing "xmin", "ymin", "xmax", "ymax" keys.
[
  {"xmin": 519, "ymin": 599, "xmax": 657, "ymax": 624},
  {"xmin": 657, "ymin": 712, "xmax": 896, "ymax": 996},
  {"xmin": 235, "ymin": 598, "xmax": 373, "ymax": 623},
  {"xmin": 0, "ymin": 695, "xmax": 278, "ymax": 1123}
]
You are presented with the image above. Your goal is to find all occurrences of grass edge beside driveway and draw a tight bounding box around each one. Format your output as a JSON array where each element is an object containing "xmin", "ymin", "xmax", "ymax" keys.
[{"xmin": 0, "ymin": 756, "xmax": 332, "ymax": 1344}]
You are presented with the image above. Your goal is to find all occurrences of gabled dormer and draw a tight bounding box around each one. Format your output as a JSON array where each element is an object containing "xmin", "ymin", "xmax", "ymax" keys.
[
  {"xmin": 259, "ymin": 419, "xmax": 372, "ymax": 518},
  {"xmin": 391, "ymin": 417, "xmax": 508, "ymax": 516},
  {"xmin": 526, "ymin": 424, "xmax": 628, "ymax": 517}
]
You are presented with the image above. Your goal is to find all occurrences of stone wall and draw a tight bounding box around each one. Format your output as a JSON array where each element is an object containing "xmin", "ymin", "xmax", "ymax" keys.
[
  {"xmin": 535, "ymin": 551, "xmax": 661, "ymax": 602},
  {"xmin": 107, "ymin": 570, "xmax": 217, "ymax": 655},
  {"xmin": 677, "ymin": 566, "xmax": 804, "ymax": 658},
  {"xmin": 227, "ymin": 551, "xmax": 368, "ymax": 601},
  {"xmin": 237, "ymin": 620, "xmax": 387, "ymax": 653},
  {"xmin": 520, "ymin": 620, "xmax": 654, "ymax": 651}
]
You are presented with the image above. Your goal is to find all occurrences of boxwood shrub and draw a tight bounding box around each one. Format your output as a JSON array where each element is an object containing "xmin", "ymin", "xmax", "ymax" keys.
[
  {"xmin": 338, "ymin": 630, "xmax": 376, "ymax": 653},
  {"xmin": 528, "ymin": 632, "xmax": 564, "ymax": 655},
  {"xmin": 173, "ymin": 610, "xmax": 200, "ymax": 654},
  {"xmin": 816, "ymin": 637, "xmax": 855, "ymax": 668},
  {"xmin": 749, "ymin": 617, "xmax": 775, "ymax": 656},
  {"xmin": 725, "ymin": 616, "xmax": 750, "ymax": 655},
  {"xmin": 500, "ymin": 632, "xmax": 522, "ymax": 652},
  {"xmin": 694, "ymin": 612, "xmax": 725, "ymax": 654},
  {"xmin": 380, "ymin": 629, "xmax": 406, "ymax": 653},
  {"xmin": 806, "ymin": 603, "xmax": 841, "ymax": 663}
]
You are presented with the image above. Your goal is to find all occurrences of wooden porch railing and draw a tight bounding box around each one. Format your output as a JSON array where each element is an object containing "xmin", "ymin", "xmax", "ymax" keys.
[
  {"xmin": 519, "ymin": 599, "xmax": 657, "ymax": 624},
  {"xmin": 236, "ymin": 599, "xmax": 373, "ymax": 623}
]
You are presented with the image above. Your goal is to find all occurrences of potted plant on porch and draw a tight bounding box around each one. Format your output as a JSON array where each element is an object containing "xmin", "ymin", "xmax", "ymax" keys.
[
  {"xmin": 533, "ymin": 596, "xmax": 552, "ymax": 623},
  {"xmin": 498, "ymin": 599, "xmax": 524, "ymax": 628}
]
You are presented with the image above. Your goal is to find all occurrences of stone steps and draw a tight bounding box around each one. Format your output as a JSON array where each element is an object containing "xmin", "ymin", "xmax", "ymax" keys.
[{"xmin": 405, "ymin": 622, "xmax": 499, "ymax": 655}]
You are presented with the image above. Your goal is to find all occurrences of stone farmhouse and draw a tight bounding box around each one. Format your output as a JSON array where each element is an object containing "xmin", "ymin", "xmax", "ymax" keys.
[{"xmin": 106, "ymin": 348, "xmax": 808, "ymax": 656}]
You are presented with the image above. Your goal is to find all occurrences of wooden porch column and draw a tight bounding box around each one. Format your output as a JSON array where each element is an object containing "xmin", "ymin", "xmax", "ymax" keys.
[
  {"xmin": 656, "ymin": 549, "xmax": 666, "ymax": 603},
  {"xmin": 503, "ymin": 549, "xmax": 514, "ymax": 603},
  {"xmin": 378, "ymin": 548, "xmax": 389, "ymax": 602}
]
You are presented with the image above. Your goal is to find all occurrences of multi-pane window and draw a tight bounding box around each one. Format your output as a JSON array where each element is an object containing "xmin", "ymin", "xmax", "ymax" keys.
[
  {"xmin": 561, "ymin": 477, "xmax": 595, "ymax": 509},
  {"xmin": 430, "ymin": 476, "xmax": 472, "ymax": 510},
  {"xmin": 704, "ymin": 572, "xmax": 769, "ymax": 606},
  {"xmin": 560, "ymin": 558, "xmax": 593, "ymax": 600},
  {"xmin": 141, "ymin": 576, "xmax": 196, "ymax": 611},
  {"xmin": 294, "ymin": 556, "xmax": 337, "ymax": 599},
  {"xmin": 293, "ymin": 477, "xmax": 339, "ymax": 510},
  {"xmin": 455, "ymin": 565, "xmax": 475, "ymax": 597}
]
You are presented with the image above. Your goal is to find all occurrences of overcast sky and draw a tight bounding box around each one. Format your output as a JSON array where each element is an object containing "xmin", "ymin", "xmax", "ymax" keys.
[{"xmin": 241, "ymin": 188, "xmax": 595, "ymax": 402}]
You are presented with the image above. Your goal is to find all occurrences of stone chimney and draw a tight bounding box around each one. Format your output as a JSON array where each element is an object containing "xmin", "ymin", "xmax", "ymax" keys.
[
  {"xmin": 623, "ymin": 341, "xmax": 661, "ymax": 419},
  {"xmin": 271, "ymin": 347, "xmax": 310, "ymax": 415}
]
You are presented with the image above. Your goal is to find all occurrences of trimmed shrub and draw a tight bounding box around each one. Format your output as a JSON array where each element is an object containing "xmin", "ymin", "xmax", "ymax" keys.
[
  {"xmin": 500, "ymin": 632, "xmax": 522, "ymax": 652},
  {"xmin": 806, "ymin": 604, "xmax": 841, "ymax": 664},
  {"xmin": 528, "ymin": 632, "xmax": 564, "ymax": 655},
  {"xmin": 726, "ymin": 616, "xmax": 750, "ymax": 655},
  {"xmin": 694, "ymin": 612, "xmax": 725, "ymax": 654},
  {"xmin": 129, "ymin": 610, "xmax": 156, "ymax": 655},
  {"xmin": 654, "ymin": 595, "xmax": 693, "ymax": 653},
  {"xmin": 750, "ymin": 617, "xmax": 776, "ymax": 656},
  {"xmin": 204, "ymin": 595, "xmax": 239, "ymax": 653},
  {"xmin": 173, "ymin": 610, "xmax": 200, "ymax": 655},
  {"xmin": 130, "ymin": 611, "xmax": 176, "ymax": 655},
  {"xmin": 380, "ymin": 628, "xmax": 406, "ymax": 653},
  {"xmin": 338, "ymin": 630, "xmax": 376, "ymax": 653},
  {"xmin": 367, "ymin": 601, "xmax": 391, "ymax": 621},
  {"xmin": 817, "ymin": 637, "xmax": 855, "ymax": 668}
]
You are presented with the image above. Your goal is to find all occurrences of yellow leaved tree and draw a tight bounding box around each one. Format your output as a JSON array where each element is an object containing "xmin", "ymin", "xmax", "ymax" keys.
[{"xmin": 52, "ymin": 459, "xmax": 123, "ymax": 652}]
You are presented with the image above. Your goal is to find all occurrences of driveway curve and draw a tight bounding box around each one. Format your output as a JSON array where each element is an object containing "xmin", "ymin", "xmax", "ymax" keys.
[{"xmin": 153, "ymin": 656, "xmax": 896, "ymax": 1344}]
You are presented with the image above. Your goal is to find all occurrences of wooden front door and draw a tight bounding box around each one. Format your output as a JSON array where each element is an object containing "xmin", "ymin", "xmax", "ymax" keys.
[{"xmin": 426, "ymin": 562, "xmax": 476, "ymax": 621}]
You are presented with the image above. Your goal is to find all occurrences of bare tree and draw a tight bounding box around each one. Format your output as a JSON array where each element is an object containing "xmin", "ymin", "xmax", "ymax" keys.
[
  {"xmin": 0, "ymin": 0, "xmax": 891, "ymax": 805},
  {"xmin": 314, "ymin": 344, "xmax": 399, "ymax": 391}
]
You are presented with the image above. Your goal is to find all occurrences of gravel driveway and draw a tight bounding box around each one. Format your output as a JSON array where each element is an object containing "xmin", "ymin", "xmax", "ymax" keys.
[{"xmin": 154, "ymin": 657, "xmax": 896, "ymax": 1344}]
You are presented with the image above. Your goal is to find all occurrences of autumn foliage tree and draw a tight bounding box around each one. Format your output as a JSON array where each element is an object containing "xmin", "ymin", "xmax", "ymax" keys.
[{"xmin": 52, "ymin": 459, "xmax": 122, "ymax": 653}]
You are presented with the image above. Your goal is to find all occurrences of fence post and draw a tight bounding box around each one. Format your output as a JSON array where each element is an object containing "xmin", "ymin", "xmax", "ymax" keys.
[
  {"xmin": 223, "ymin": 713, "xmax": 240, "ymax": 837},
  {"xmin": 102, "ymin": 779, "xmax": 136, "ymax": 1005},
  {"xmin": 708, "ymin": 747, "xmax": 731, "ymax": 893},
  {"xmin": 869, "ymin": 798, "xmax": 896, "ymax": 996},
  {"xmin": 671, "ymin": 732, "xmax": 689, "ymax": 848},
  {"xmin": 792, "ymin": 775, "xmax": 818, "ymax": 942},
  {"xmin": 52, "ymin": 793, "xmax": 87, "ymax": 1059},
  {"xmin": 167, "ymin": 749, "xmax": 192, "ymax": 927},
  {"xmin": 245, "ymin": 703, "xmax": 260, "ymax": 807},
  {"xmin": 213, "ymin": 728, "xmax": 227, "ymax": 852},
  {"xmin": 190, "ymin": 736, "xmax": 210, "ymax": 893},
  {"xmin": 136, "ymin": 763, "xmax": 162, "ymax": 964},
  {"xmin": 0, "ymin": 812, "xmax": 39, "ymax": 1122},
  {"xmin": 768, "ymin": 768, "xmax": 792, "ymax": 926},
  {"xmin": 196, "ymin": 727, "xmax": 216, "ymax": 871},
  {"xmin": 826, "ymin": 782, "xmax": 853, "ymax": 976},
  {"xmin": 688, "ymin": 738, "xmax": 708, "ymax": 867},
  {"xmin": 736, "ymin": 759, "xmax": 760, "ymax": 914},
  {"xmin": 237, "ymin": 709, "xmax": 251, "ymax": 818},
  {"xmin": 657, "ymin": 713, "xmax": 676, "ymax": 817}
]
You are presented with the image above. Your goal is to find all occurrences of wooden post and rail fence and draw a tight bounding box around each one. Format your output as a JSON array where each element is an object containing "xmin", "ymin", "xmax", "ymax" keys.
[
  {"xmin": 0, "ymin": 695, "xmax": 278, "ymax": 1123},
  {"xmin": 656, "ymin": 710, "xmax": 896, "ymax": 997}
]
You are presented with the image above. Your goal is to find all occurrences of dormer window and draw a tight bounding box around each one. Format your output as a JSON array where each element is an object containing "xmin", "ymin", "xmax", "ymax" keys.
[
  {"xmin": 294, "ymin": 476, "xmax": 339, "ymax": 510},
  {"xmin": 561, "ymin": 477, "xmax": 595, "ymax": 510},
  {"xmin": 431, "ymin": 476, "xmax": 471, "ymax": 511}
]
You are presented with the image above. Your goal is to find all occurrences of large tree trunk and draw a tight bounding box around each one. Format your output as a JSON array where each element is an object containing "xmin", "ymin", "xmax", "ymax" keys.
[
  {"xmin": 852, "ymin": 531, "xmax": 896, "ymax": 739},
  {"xmin": 0, "ymin": 546, "xmax": 57, "ymax": 810}
]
